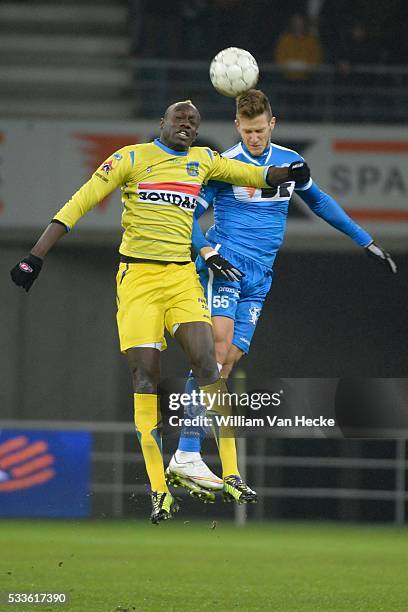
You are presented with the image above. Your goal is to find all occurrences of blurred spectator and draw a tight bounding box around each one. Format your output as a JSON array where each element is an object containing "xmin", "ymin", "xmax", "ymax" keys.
[
  {"xmin": 336, "ymin": 22, "xmax": 377, "ymax": 81},
  {"xmin": 182, "ymin": 0, "xmax": 212, "ymax": 59},
  {"xmin": 127, "ymin": 0, "xmax": 142, "ymax": 56},
  {"xmin": 207, "ymin": 0, "xmax": 243, "ymax": 58},
  {"xmin": 377, "ymin": 0, "xmax": 408, "ymax": 65},
  {"xmin": 319, "ymin": 0, "xmax": 355, "ymax": 63},
  {"xmin": 333, "ymin": 20, "xmax": 382, "ymax": 120},
  {"xmin": 129, "ymin": 0, "xmax": 184, "ymax": 58},
  {"xmin": 319, "ymin": 0, "xmax": 407, "ymax": 66},
  {"xmin": 274, "ymin": 13, "xmax": 323, "ymax": 82}
]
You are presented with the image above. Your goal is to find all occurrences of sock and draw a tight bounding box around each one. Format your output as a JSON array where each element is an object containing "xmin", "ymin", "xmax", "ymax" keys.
[
  {"xmin": 199, "ymin": 378, "xmax": 239, "ymax": 478},
  {"xmin": 134, "ymin": 393, "xmax": 168, "ymax": 492},
  {"xmin": 175, "ymin": 449, "xmax": 201, "ymax": 462},
  {"xmin": 177, "ymin": 374, "xmax": 207, "ymax": 453}
]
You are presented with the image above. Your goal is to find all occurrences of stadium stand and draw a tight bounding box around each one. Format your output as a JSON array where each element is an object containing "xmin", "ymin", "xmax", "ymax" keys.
[{"xmin": 0, "ymin": 0, "xmax": 133, "ymax": 118}]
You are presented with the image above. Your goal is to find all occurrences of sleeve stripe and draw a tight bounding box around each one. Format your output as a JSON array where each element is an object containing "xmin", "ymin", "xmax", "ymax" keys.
[
  {"xmin": 51, "ymin": 218, "xmax": 70, "ymax": 232},
  {"xmin": 196, "ymin": 194, "xmax": 210, "ymax": 210},
  {"xmin": 263, "ymin": 167, "xmax": 269, "ymax": 183}
]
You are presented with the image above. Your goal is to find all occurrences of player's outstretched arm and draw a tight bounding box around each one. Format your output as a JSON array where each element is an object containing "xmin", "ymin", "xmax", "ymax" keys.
[
  {"xmin": 10, "ymin": 147, "xmax": 131, "ymax": 292},
  {"xmin": 10, "ymin": 220, "xmax": 67, "ymax": 292},
  {"xmin": 31, "ymin": 220, "xmax": 68, "ymax": 258},
  {"xmin": 208, "ymin": 150, "xmax": 310, "ymax": 189},
  {"xmin": 298, "ymin": 181, "xmax": 397, "ymax": 274}
]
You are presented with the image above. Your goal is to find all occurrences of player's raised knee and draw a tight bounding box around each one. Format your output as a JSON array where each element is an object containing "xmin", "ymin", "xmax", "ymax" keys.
[{"xmin": 129, "ymin": 363, "xmax": 160, "ymax": 393}]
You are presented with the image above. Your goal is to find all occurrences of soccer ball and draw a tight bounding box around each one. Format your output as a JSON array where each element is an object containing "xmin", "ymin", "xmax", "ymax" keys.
[{"xmin": 209, "ymin": 47, "xmax": 259, "ymax": 98}]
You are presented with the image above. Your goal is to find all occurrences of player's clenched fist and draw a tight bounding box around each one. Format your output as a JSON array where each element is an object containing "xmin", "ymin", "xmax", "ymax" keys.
[
  {"xmin": 287, "ymin": 161, "xmax": 311, "ymax": 185},
  {"xmin": 10, "ymin": 253, "xmax": 43, "ymax": 292},
  {"xmin": 265, "ymin": 161, "xmax": 311, "ymax": 188}
]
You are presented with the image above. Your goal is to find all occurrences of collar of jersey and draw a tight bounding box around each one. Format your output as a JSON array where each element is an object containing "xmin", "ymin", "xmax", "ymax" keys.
[
  {"xmin": 240, "ymin": 142, "xmax": 273, "ymax": 166},
  {"xmin": 154, "ymin": 138, "xmax": 189, "ymax": 156}
]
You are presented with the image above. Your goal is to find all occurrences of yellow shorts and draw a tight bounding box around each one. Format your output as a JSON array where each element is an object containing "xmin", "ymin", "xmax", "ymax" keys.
[{"xmin": 116, "ymin": 261, "xmax": 211, "ymax": 352}]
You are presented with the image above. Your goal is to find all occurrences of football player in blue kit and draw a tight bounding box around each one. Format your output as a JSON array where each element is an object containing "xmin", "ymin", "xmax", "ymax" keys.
[{"xmin": 166, "ymin": 89, "xmax": 397, "ymax": 502}]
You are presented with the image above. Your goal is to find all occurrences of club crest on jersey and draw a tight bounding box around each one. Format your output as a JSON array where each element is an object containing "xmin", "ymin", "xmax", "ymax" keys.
[
  {"xmin": 102, "ymin": 160, "xmax": 113, "ymax": 174},
  {"xmin": 186, "ymin": 161, "xmax": 200, "ymax": 177},
  {"xmin": 249, "ymin": 305, "xmax": 261, "ymax": 325}
]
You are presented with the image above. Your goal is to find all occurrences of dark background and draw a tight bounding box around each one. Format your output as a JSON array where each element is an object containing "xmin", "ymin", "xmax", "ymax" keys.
[
  {"xmin": 2, "ymin": 243, "xmax": 406, "ymax": 421},
  {"xmin": 1, "ymin": 0, "xmax": 407, "ymax": 523}
]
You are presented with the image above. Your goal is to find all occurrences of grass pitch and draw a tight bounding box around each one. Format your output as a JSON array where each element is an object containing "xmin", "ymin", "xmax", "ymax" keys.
[{"xmin": 1, "ymin": 520, "xmax": 408, "ymax": 611}]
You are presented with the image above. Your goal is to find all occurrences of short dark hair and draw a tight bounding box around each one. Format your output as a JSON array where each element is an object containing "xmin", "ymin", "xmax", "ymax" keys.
[
  {"xmin": 164, "ymin": 100, "xmax": 198, "ymax": 118},
  {"xmin": 236, "ymin": 89, "xmax": 273, "ymax": 120}
]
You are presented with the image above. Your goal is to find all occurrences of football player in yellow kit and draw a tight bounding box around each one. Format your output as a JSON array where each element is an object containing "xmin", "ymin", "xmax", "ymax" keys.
[{"xmin": 10, "ymin": 100, "xmax": 310, "ymax": 523}]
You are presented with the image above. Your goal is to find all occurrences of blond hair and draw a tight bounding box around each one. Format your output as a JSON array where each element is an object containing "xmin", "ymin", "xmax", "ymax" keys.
[{"xmin": 236, "ymin": 89, "xmax": 273, "ymax": 120}]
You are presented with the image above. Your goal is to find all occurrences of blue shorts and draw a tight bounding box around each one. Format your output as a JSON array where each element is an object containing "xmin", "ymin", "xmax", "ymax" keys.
[{"xmin": 196, "ymin": 245, "xmax": 273, "ymax": 354}]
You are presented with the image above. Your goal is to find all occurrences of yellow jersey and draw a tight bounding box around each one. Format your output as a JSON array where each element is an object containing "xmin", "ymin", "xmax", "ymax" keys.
[{"xmin": 54, "ymin": 139, "xmax": 269, "ymax": 262}]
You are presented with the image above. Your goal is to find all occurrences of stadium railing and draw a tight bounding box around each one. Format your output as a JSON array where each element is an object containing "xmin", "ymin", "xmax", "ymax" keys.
[
  {"xmin": 1, "ymin": 55, "xmax": 407, "ymax": 122},
  {"xmin": 127, "ymin": 59, "xmax": 408, "ymax": 124},
  {"xmin": 1, "ymin": 419, "xmax": 406, "ymax": 525}
]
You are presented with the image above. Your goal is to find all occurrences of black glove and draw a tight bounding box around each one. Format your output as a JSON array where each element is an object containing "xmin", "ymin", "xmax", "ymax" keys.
[
  {"xmin": 287, "ymin": 160, "xmax": 311, "ymax": 185},
  {"xmin": 204, "ymin": 250, "xmax": 244, "ymax": 282},
  {"xmin": 10, "ymin": 253, "xmax": 43, "ymax": 292},
  {"xmin": 365, "ymin": 241, "xmax": 397, "ymax": 274}
]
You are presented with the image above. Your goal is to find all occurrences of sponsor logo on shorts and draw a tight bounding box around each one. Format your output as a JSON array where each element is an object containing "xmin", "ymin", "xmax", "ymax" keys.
[
  {"xmin": 240, "ymin": 337, "xmax": 250, "ymax": 346},
  {"xmin": 219, "ymin": 286, "xmax": 239, "ymax": 297},
  {"xmin": 249, "ymin": 305, "xmax": 261, "ymax": 325},
  {"xmin": 198, "ymin": 297, "xmax": 210, "ymax": 313}
]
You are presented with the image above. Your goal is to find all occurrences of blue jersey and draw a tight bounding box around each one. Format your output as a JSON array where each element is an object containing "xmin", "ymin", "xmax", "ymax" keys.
[{"xmin": 193, "ymin": 141, "xmax": 372, "ymax": 269}]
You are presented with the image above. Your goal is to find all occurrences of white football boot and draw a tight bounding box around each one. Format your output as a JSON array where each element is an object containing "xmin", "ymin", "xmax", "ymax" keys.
[{"xmin": 165, "ymin": 451, "xmax": 223, "ymax": 503}]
